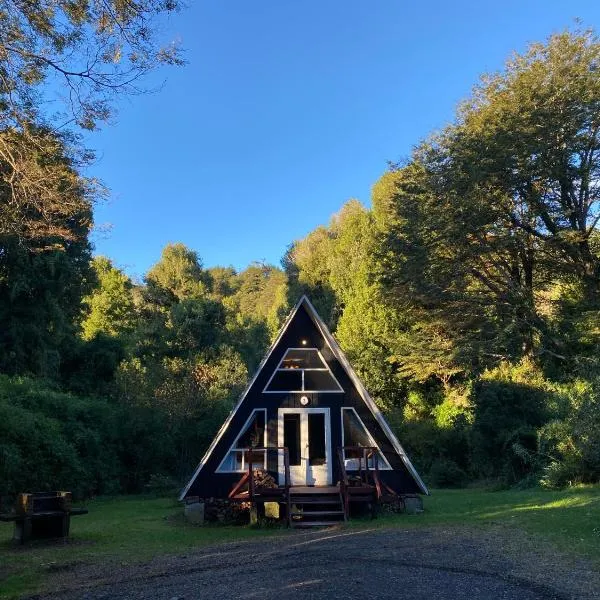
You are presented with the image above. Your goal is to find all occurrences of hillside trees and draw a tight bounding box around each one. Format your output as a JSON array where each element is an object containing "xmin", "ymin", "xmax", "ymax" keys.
[
  {"xmin": 369, "ymin": 29, "xmax": 600, "ymax": 485},
  {"xmin": 374, "ymin": 29, "xmax": 600, "ymax": 379},
  {"xmin": 82, "ymin": 257, "xmax": 136, "ymax": 341}
]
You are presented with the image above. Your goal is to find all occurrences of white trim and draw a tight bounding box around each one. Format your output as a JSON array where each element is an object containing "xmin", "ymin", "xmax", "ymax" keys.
[
  {"xmin": 341, "ymin": 407, "xmax": 392, "ymax": 470},
  {"xmin": 263, "ymin": 347, "xmax": 343, "ymax": 394},
  {"xmin": 278, "ymin": 407, "xmax": 332, "ymax": 486},
  {"xmin": 179, "ymin": 296, "xmax": 429, "ymax": 500},
  {"xmin": 215, "ymin": 409, "xmax": 267, "ymax": 473}
]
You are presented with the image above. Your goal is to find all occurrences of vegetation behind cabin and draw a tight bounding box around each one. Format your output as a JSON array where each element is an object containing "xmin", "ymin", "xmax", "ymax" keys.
[{"xmin": 1, "ymin": 27, "xmax": 600, "ymax": 501}]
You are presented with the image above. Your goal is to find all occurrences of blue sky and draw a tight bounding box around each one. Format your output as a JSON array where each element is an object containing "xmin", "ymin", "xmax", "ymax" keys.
[{"xmin": 90, "ymin": 1, "xmax": 600, "ymax": 279}]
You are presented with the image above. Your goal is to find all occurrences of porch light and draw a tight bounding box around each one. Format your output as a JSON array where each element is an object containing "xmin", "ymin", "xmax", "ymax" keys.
[
  {"xmin": 300, "ymin": 395, "xmax": 310, "ymax": 406},
  {"xmin": 301, "ymin": 339, "xmax": 307, "ymax": 345}
]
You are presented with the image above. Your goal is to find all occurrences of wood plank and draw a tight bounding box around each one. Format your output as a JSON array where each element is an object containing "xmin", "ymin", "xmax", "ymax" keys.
[{"xmin": 290, "ymin": 485, "xmax": 339, "ymax": 494}]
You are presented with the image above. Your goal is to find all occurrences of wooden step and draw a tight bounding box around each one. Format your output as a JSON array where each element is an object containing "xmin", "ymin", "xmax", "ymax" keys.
[
  {"xmin": 292, "ymin": 520, "xmax": 342, "ymax": 528},
  {"xmin": 290, "ymin": 497, "xmax": 341, "ymax": 504},
  {"xmin": 291, "ymin": 510, "xmax": 344, "ymax": 517}
]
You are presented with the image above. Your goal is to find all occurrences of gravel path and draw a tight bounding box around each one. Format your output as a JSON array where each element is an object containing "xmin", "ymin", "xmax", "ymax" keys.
[{"xmin": 33, "ymin": 525, "xmax": 600, "ymax": 600}]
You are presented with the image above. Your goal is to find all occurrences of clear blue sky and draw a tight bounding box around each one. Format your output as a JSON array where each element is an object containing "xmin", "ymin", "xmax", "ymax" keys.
[{"xmin": 90, "ymin": 1, "xmax": 600, "ymax": 279}]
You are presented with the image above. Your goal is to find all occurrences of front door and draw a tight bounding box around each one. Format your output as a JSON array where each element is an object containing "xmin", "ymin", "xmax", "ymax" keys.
[{"xmin": 278, "ymin": 408, "xmax": 331, "ymax": 486}]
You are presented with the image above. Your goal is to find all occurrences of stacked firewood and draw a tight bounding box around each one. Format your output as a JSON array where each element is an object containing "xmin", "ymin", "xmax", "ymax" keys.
[
  {"xmin": 252, "ymin": 469, "xmax": 277, "ymax": 489},
  {"xmin": 203, "ymin": 498, "xmax": 251, "ymax": 524}
]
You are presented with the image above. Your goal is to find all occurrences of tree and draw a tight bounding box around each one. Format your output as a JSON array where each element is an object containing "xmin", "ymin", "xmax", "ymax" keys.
[
  {"xmin": 0, "ymin": 0, "xmax": 183, "ymax": 131},
  {"xmin": 82, "ymin": 256, "xmax": 136, "ymax": 340},
  {"xmin": 0, "ymin": 128, "xmax": 93, "ymax": 377},
  {"xmin": 145, "ymin": 243, "xmax": 210, "ymax": 303},
  {"xmin": 223, "ymin": 262, "xmax": 289, "ymax": 369},
  {"xmin": 374, "ymin": 29, "xmax": 600, "ymax": 374},
  {"xmin": 445, "ymin": 29, "xmax": 600, "ymax": 299}
]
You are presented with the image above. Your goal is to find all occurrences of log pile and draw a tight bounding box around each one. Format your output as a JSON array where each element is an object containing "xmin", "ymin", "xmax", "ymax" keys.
[
  {"xmin": 252, "ymin": 469, "xmax": 277, "ymax": 489},
  {"xmin": 203, "ymin": 498, "xmax": 251, "ymax": 524}
]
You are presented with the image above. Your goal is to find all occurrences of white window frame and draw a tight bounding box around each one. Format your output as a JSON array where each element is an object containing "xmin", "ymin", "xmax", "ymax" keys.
[
  {"xmin": 341, "ymin": 407, "xmax": 392, "ymax": 470},
  {"xmin": 263, "ymin": 347, "xmax": 343, "ymax": 394},
  {"xmin": 216, "ymin": 408, "xmax": 268, "ymax": 473}
]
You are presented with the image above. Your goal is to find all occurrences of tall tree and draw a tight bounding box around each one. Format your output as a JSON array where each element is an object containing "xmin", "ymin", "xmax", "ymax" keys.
[
  {"xmin": 374, "ymin": 29, "xmax": 600, "ymax": 374},
  {"xmin": 0, "ymin": 128, "xmax": 93, "ymax": 377}
]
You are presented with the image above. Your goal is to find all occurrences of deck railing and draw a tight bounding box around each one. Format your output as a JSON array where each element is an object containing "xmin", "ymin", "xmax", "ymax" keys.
[
  {"xmin": 228, "ymin": 447, "xmax": 292, "ymax": 526},
  {"xmin": 337, "ymin": 446, "xmax": 382, "ymax": 514}
]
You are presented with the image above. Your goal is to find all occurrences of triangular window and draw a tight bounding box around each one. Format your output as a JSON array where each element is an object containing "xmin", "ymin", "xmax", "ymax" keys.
[
  {"xmin": 216, "ymin": 409, "xmax": 267, "ymax": 472},
  {"xmin": 263, "ymin": 348, "xmax": 343, "ymax": 393},
  {"xmin": 342, "ymin": 407, "xmax": 392, "ymax": 470}
]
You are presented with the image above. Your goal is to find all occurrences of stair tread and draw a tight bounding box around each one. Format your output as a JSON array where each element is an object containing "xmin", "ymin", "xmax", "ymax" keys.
[
  {"xmin": 290, "ymin": 497, "xmax": 341, "ymax": 503},
  {"xmin": 292, "ymin": 521, "xmax": 342, "ymax": 528},
  {"xmin": 291, "ymin": 510, "xmax": 344, "ymax": 516}
]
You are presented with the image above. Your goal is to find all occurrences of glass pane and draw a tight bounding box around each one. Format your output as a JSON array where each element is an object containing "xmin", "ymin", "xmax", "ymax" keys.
[
  {"xmin": 284, "ymin": 414, "xmax": 301, "ymax": 466},
  {"xmin": 233, "ymin": 450, "xmax": 244, "ymax": 471},
  {"xmin": 265, "ymin": 370, "xmax": 302, "ymax": 391},
  {"xmin": 236, "ymin": 411, "xmax": 265, "ymax": 448},
  {"xmin": 281, "ymin": 349, "xmax": 324, "ymax": 369},
  {"xmin": 308, "ymin": 413, "xmax": 326, "ymax": 466},
  {"xmin": 303, "ymin": 370, "xmax": 341, "ymax": 391},
  {"xmin": 342, "ymin": 409, "xmax": 386, "ymax": 468}
]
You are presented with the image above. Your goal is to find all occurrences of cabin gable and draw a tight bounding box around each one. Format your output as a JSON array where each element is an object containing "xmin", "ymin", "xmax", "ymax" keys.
[{"xmin": 180, "ymin": 297, "xmax": 428, "ymax": 500}]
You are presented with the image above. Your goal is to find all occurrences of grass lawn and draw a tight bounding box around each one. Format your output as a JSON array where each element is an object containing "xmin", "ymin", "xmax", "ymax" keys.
[
  {"xmin": 364, "ymin": 484, "xmax": 600, "ymax": 563},
  {"xmin": 1, "ymin": 485, "xmax": 599, "ymax": 599}
]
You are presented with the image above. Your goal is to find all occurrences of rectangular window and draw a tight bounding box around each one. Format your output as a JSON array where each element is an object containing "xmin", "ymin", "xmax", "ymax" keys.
[
  {"xmin": 216, "ymin": 409, "xmax": 267, "ymax": 473},
  {"xmin": 341, "ymin": 407, "xmax": 392, "ymax": 470}
]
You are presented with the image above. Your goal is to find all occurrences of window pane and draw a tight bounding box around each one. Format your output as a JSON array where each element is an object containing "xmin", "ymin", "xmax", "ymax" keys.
[
  {"xmin": 236, "ymin": 411, "xmax": 265, "ymax": 448},
  {"xmin": 281, "ymin": 349, "xmax": 324, "ymax": 369},
  {"xmin": 342, "ymin": 409, "xmax": 387, "ymax": 468},
  {"xmin": 284, "ymin": 414, "xmax": 301, "ymax": 466},
  {"xmin": 343, "ymin": 409, "xmax": 372, "ymax": 447},
  {"xmin": 265, "ymin": 370, "xmax": 302, "ymax": 391},
  {"xmin": 308, "ymin": 413, "xmax": 326, "ymax": 466},
  {"xmin": 303, "ymin": 370, "xmax": 341, "ymax": 391}
]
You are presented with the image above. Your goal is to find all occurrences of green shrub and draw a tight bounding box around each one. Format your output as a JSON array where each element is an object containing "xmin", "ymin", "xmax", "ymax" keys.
[{"xmin": 428, "ymin": 458, "xmax": 468, "ymax": 487}]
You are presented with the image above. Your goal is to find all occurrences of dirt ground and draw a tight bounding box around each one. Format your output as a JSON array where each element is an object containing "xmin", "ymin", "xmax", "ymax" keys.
[{"xmin": 30, "ymin": 525, "xmax": 600, "ymax": 600}]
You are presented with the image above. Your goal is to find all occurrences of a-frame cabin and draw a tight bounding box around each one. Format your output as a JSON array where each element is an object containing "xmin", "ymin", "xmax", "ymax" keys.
[{"xmin": 180, "ymin": 296, "xmax": 428, "ymax": 525}]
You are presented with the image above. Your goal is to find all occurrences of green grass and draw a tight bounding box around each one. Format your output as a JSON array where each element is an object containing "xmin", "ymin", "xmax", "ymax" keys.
[
  {"xmin": 1, "ymin": 486, "xmax": 599, "ymax": 599},
  {"xmin": 0, "ymin": 495, "xmax": 279, "ymax": 599},
  {"xmin": 367, "ymin": 484, "xmax": 600, "ymax": 563}
]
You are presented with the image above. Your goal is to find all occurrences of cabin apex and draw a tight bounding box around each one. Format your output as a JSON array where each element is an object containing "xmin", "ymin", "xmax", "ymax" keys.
[{"xmin": 179, "ymin": 295, "xmax": 428, "ymax": 508}]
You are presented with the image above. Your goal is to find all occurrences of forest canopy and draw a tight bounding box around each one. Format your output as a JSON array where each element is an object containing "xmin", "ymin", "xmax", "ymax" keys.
[{"xmin": 1, "ymin": 28, "xmax": 599, "ymax": 499}]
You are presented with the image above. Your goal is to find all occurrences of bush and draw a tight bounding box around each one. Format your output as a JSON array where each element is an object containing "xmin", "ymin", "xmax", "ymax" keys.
[
  {"xmin": 0, "ymin": 375, "xmax": 178, "ymax": 500},
  {"xmin": 428, "ymin": 458, "xmax": 468, "ymax": 487},
  {"xmin": 539, "ymin": 380, "xmax": 600, "ymax": 488}
]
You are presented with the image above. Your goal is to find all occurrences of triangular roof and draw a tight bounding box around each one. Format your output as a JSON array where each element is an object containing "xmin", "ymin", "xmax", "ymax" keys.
[{"xmin": 179, "ymin": 295, "xmax": 429, "ymax": 500}]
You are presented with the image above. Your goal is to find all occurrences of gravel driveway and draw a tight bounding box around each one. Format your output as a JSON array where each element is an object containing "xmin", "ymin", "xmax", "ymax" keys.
[{"xmin": 35, "ymin": 526, "xmax": 600, "ymax": 600}]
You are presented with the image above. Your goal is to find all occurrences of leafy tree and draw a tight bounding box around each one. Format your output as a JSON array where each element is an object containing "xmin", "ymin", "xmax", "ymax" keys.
[
  {"xmin": 448, "ymin": 29, "xmax": 600, "ymax": 299},
  {"xmin": 145, "ymin": 243, "xmax": 210, "ymax": 303},
  {"xmin": 0, "ymin": 129, "xmax": 93, "ymax": 377},
  {"xmin": 207, "ymin": 266, "xmax": 239, "ymax": 299},
  {"xmin": 223, "ymin": 262, "xmax": 289, "ymax": 369},
  {"xmin": 373, "ymin": 29, "xmax": 600, "ymax": 376},
  {"xmin": 0, "ymin": 0, "xmax": 183, "ymax": 131},
  {"xmin": 82, "ymin": 257, "xmax": 136, "ymax": 341}
]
